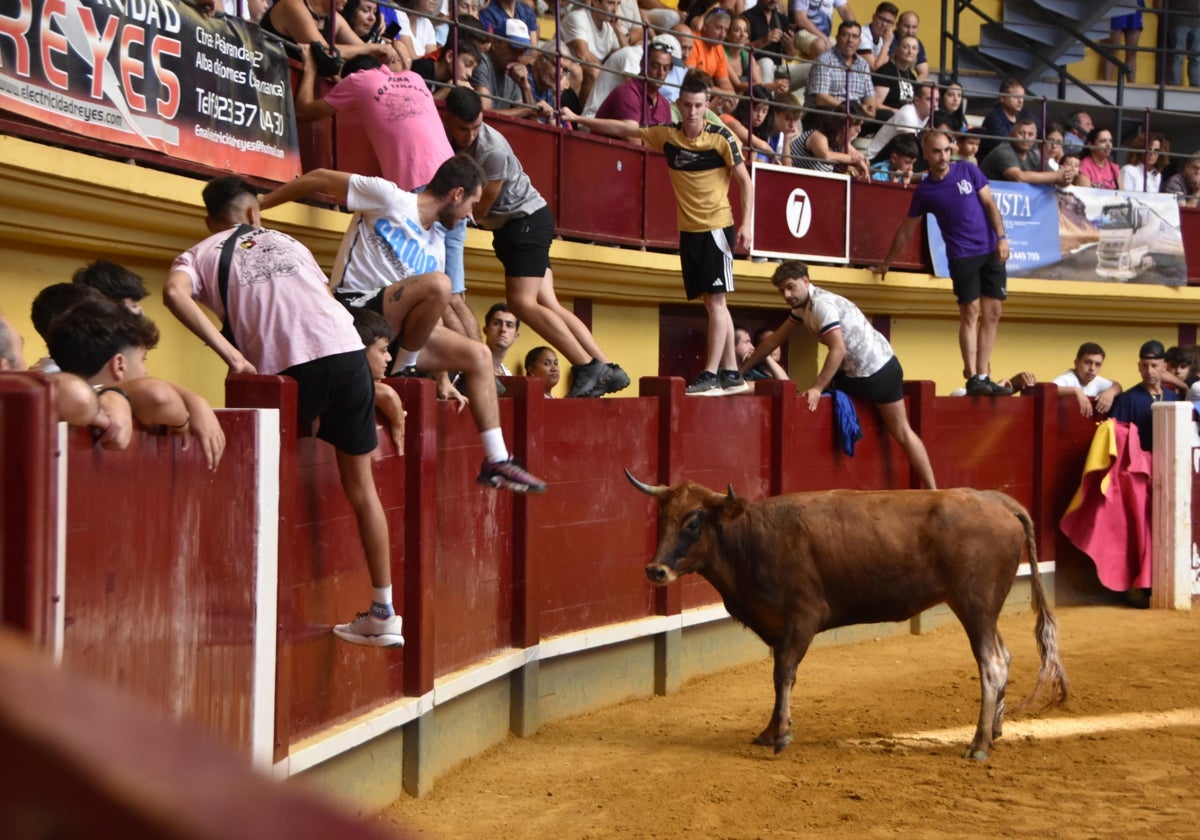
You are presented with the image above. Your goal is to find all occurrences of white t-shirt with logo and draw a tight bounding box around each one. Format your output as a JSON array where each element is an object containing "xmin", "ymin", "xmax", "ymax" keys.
[
  {"xmin": 791, "ymin": 285, "xmax": 894, "ymax": 379},
  {"xmin": 335, "ymin": 175, "xmax": 446, "ymax": 294}
]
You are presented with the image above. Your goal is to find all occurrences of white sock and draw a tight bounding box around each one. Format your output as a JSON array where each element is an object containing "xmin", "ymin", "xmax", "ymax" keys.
[
  {"xmin": 396, "ymin": 349, "xmax": 420, "ymax": 368},
  {"xmin": 481, "ymin": 427, "xmax": 508, "ymax": 463},
  {"xmin": 372, "ymin": 585, "xmax": 392, "ymax": 606}
]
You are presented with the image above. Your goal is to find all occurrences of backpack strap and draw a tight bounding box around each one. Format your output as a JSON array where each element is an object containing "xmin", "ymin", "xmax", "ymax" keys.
[{"xmin": 218, "ymin": 224, "xmax": 253, "ymax": 348}]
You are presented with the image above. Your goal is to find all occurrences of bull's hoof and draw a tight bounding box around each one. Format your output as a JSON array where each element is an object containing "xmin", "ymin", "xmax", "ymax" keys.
[
  {"xmin": 752, "ymin": 732, "xmax": 774, "ymax": 747},
  {"xmin": 773, "ymin": 733, "xmax": 793, "ymax": 754},
  {"xmin": 962, "ymin": 746, "xmax": 989, "ymax": 761}
]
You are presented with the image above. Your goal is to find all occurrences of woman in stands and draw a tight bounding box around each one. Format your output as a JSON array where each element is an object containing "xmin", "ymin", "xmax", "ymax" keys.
[
  {"xmin": 1075, "ymin": 126, "xmax": 1122, "ymax": 190},
  {"xmin": 724, "ymin": 14, "xmax": 762, "ymax": 95},
  {"xmin": 261, "ymin": 0, "xmax": 402, "ymax": 71},
  {"xmin": 1041, "ymin": 121, "xmax": 1065, "ymax": 171},
  {"xmin": 933, "ymin": 79, "xmax": 967, "ymax": 133},
  {"xmin": 721, "ymin": 84, "xmax": 773, "ymax": 160},
  {"xmin": 789, "ymin": 104, "xmax": 870, "ymax": 180},
  {"xmin": 872, "ymin": 34, "xmax": 920, "ymax": 119},
  {"xmin": 341, "ymin": 0, "xmax": 382, "ymax": 40},
  {"xmin": 1120, "ymin": 133, "xmax": 1169, "ymax": 193}
]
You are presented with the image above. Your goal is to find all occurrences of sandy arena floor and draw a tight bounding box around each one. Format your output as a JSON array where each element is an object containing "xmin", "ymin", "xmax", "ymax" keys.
[{"xmin": 380, "ymin": 604, "xmax": 1200, "ymax": 839}]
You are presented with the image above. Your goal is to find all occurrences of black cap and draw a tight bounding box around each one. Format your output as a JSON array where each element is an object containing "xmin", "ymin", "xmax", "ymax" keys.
[{"xmin": 1139, "ymin": 340, "xmax": 1165, "ymax": 360}]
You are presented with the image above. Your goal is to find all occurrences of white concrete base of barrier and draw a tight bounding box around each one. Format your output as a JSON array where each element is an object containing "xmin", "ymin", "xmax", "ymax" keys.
[{"xmin": 1151, "ymin": 402, "xmax": 1198, "ymax": 609}]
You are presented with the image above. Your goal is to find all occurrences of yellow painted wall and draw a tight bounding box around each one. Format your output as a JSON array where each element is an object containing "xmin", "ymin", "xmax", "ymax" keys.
[{"xmin": 3, "ymin": 135, "xmax": 1199, "ymax": 409}]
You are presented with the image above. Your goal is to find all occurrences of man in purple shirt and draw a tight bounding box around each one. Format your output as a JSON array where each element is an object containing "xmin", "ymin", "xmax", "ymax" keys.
[
  {"xmin": 875, "ymin": 130, "xmax": 1012, "ymax": 396},
  {"xmin": 589, "ymin": 40, "xmax": 674, "ymax": 135}
]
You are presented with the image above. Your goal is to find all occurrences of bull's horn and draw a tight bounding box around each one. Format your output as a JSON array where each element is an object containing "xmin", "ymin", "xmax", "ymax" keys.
[
  {"xmin": 726, "ymin": 483, "xmax": 736, "ymax": 501},
  {"xmin": 624, "ymin": 469, "xmax": 669, "ymax": 497}
]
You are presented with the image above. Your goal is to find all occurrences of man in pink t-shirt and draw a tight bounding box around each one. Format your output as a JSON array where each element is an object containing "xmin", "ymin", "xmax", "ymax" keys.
[{"xmin": 295, "ymin": 47, "xmax": 477, "ymax": 339}]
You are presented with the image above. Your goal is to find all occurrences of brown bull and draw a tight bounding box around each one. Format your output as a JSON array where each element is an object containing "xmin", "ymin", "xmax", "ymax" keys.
[{"xmin": 627, "ymin": 471, "xmax": 1069, "ymax": 760}]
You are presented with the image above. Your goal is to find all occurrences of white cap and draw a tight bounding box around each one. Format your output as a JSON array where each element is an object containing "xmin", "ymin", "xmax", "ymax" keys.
[
  {"xmin": 504, "ymin": 18, "xmax": 532, "ymax": 46},
  {"xmin": 649, "ymin": 34, "xmax": 681, "ymax": 61}
]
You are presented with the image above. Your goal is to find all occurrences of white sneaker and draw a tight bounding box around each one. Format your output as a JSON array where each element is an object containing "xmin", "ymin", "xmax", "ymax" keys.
[{"xmin": 333, "ymin": 612, "xmax": 405, "ymax": 648}]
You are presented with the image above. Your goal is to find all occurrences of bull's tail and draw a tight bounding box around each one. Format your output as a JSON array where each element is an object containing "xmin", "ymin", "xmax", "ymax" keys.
[{"xmin": 1005, "ymin": 504, "xmax": 1070, "ymax": 716}]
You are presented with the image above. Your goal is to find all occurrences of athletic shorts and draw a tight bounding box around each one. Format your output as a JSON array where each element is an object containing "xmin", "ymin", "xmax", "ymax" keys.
[
  {"xmin": 949, "ymin": 250, "xmax": 1007, "ymax": 305},
  {"xmin": 833, "ymin": 355, "xmax": 905, "ymax": 405},
  {"xmin": 679, "ymin": 227, "xmax": 735, "ymax": 301},
  {"xmin": 491, "ymin": 204, "xmax": 554, "ymax": 278},
  {"xmin": 281, "ymin": 350, "xmax": 378, "ymax": 455}
]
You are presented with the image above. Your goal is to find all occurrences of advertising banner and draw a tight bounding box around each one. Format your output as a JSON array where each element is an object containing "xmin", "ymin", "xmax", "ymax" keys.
[
  {"xmin": 926, "ymin": 183, "xmax": 1187, "ymax": 287},
  {"xmin": 750, "ymin": 164, "xmax": 850, "ymax": 263},
  {"xmin": 0, "ymin": 0, "xmax": 300, "ymax": 182}
]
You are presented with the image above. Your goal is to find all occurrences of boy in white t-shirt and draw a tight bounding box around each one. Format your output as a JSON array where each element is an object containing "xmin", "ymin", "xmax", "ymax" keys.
[{"xmin": 1052, "ymin": 341, "xmax": 1122, "ymax": 417}]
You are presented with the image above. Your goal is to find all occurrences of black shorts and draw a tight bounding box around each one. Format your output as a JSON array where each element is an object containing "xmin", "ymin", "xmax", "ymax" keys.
[
  {"xmin": 679, "ymin": 227, "xmax": 735, "ymax": 300},
  {"xmin": 949, "ymin": 251, "xmax": 1007, "ymax": 305},
  {"xmin": 281, "ymin": 350, "xmax": 378, "ymax": 455},
  {"xmin": 492, "ymin": 204, "xmax": 554, "ymax": 278},
  {"xmin": 833, "ymin": 355, "xmax": 905, "ymax": 404}
]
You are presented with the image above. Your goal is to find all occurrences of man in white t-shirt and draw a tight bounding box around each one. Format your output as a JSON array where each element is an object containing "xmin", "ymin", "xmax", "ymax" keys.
[
  {"xmin": 562, "ymin": 0, "xmax": 623, "ymax": 109},
  {"xmin": 738, "ymin": 260, "xmax": 937, "ymax": 490},
  {"xmin": 856, "ymin": 0, "xmax": 898, "ymax": 71},
  {"xmin": 257, "ymin": 156, "xmax": 547, "ymax": 495},
  {"xmin": 1053, "ymin": 341, "xmax": 1123, "ymax": 417},
  {"xmin": 791, "ymin": 0, "xmax": 855, "ymax": 58}
]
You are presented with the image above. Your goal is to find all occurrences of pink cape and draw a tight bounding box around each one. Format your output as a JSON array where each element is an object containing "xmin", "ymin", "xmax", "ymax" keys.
[{"xmin": 1059, "ymin": 418, "xmax": 1153, "ymax": 591}]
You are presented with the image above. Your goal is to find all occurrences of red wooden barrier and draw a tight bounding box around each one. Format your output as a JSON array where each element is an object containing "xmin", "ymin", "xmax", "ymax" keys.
[{"xmin": 0, "ymin": 374, "xmax": 57, "ymax": 644}]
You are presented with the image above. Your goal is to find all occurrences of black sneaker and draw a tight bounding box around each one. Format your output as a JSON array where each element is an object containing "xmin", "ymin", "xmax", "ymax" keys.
[
  {"xmin": 965, "ymin": 376, "xmax": 993, "ymax": 396},
  {"xmin": 718, "ymin": 369, "xmax": 751, "ymax": 395},
  {"xmin": 988, "ymin": 379, "xmax": 1015, "ymax": 396},
  {"xmin": 394, "ymin": 365, "xmax": 432, "ymax": 379},
  {"xmin": 587, "ymin": 363, "xmax": 631, "ymax": 397},
  {"xmin": 685, "ymin": 370, "xmax": 720, "ymax": 395},
  {"xmin": 566, "ymin": 358, "xmax": 607, "ymax": 398},
  {"xmin": 477, "ymin": 457, "xmax": 547, "ymax": 494}
]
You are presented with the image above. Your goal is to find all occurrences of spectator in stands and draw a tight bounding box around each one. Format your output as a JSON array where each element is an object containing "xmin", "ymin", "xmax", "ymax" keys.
[
  {"xmin": 1042, "ymin": 121, "xmax": 1066, "ymax": 170},
  {"xmin": 259, "ymin": 0, "xmax": 400, "ymax": 70},
  {"xmin": 47, "ymin": 297, "xmax": 225, "ymax": 469},
  {"xmin": 523, "ymin": 346, "xmax": 560, "ymax": 395},
  {"xmin": 872, "ymin": 33, "xmax": 919, "ymax": 118},
  {"xmin": 565, "ymin": 71, "xmax": 753, "ymax": 396},
  {"xmin": 563, "ymin": 0, "xmax": 625, "ymax": 109},
  {"xmin": 166, "ymin": 177, "xmax": 414, "ymax": 648},
  {"xmin": 1120, "ymin": 133, "xmax": 1169, "ymax": 192},
  {"xmin": 638, "ymin": 0, "xmax": 683, "ymax": 32},
  {"xmin": 443, "ymin": 88, "xmax": 632, "ymax": 398},
  {"xmin": 73, "ymin": 260, "xmax": 149, "ymax": 316},
  {"xmin": 1059, "ymin": 152, "xmax": 1083, "ymax": 184},
  {"xmin": 741, "ymin": 261, "xmax": 937, "ymax": 488},
  {"xmin": 1075, "ymin": 127, "xmax": 1121, "ymax": 190},
  {"xmin": 350, "ymin": 308, "xmax": 407, "ymax": 454},
  {"xmin": 977, "ymin": 78, "xmax": 1038, "ymax": 160},
  {"xmin": 340, "ymin": 0, "xmax": 388, "ymax": 43},
  {"xmin": 528, "ymin": 50, "xmax": 585, "ymax": 119},
  {"xmin": 399, "ymin": 0, "xmax": 441, "ymax": 59},
  {"xmin": 1103, "ymin": 0, "xmax": 1144, "ymax": 83},
  {"xmin": 865, "ymin": 78, "xmax": 936, "ymax": 162},
  {"xmin": 292, "ymin": 49, "xmax": 478, "ymax": 340},
  {"xmin": 411, "ymin": 25, "xmax": 484, "ymax": 97},
  {"xmin": 1063, "ymin": 109, "xmax": 1092, "ymax": 157},
  {"xmin": 805, "ymin": 21, "xmax": 879, "ymax": 120},
  {"xmin": 611, "ymin": 0, "xmax": 648, "ymax": 48},
  {"xmin": 736, "ymin": 325, "xmax": 789, "ymax": 381},
  {"xmin": 791, "ymin": 0, "xmax": 854, "ymax": 60},
  {"xmin": 1165, "ymin": 0, "xmax": 1200, "ymax": 87},
  {"xmin": 29, "ymin": 282, "xmax": 102, "ymax": 374},
  {"xmin": 891, "ymin": 11, "xmax": 930, "ymax": 79},
  {"xmin": 1110, "ymin": 340, "xmax": 1176, "ymax": 452},
  {"xmin": 744, "ymin": 0, "xmax": 793, "ymax": 84},
  {"xmin": 953, "ymin": 127, "xmax": 982, "ymax": 165},
  {"xmin": 581, "ymin": 31, "xmax": 684, "ymax": 118},
  {"xmin": 664, "ymin": 24, "xmax": 697, "ymax": 102},
  {"xmin": 1163, "ymin": 150, "xmax": 1200, "ymax": 205},
  {"xmin": 1053, "ymin": 341, "xmax": 1122, "ymax": 417},
  {"xmin": 471, "ymin": 19, "xmax": 554, "ymax": 117},
  {"xmin": 876, "ymin": 130, "xmax": 1013, "ymax": 397},
  {"xmin": 857, "ymin": 1, "xmax": 898, "ymax": 72},
  {"xmin": 483, "ymin": 303, "xmax": 519, "ymax": 376},
  {"xmin": 870, "ymin": 132, "xmax": 919, "ymax": 182},
  {"xmin": 791, "ymin": 105, "xmax": 870, "ymax": 179},
  {"xmin": 761, "ymin": 92, "xmax": 804, "ymax": 164},
  {"xmin": 686, "ymin": 7, "xmax": 737, "ymax": 95},
  {"xmin": 725, "ymin": 14, "xmax": 763, "ymax": 95},
  {"xmin": 721, "ymin": 85, "xmax": 773, "ymax": 159},
  {"xmin": 591, "ymin": 38, "xmax": 675, "ymax": 132},
  {"xmin": 980, "ymin": 118, "xmax": 1074, "ymax": 186},
  {"xmin": 479, "ymin": 0, "xmax": 540, "ymax": 49},
  {"xmin": 933, "ymin": 79, "xmax": 967, "ymax": 133}
]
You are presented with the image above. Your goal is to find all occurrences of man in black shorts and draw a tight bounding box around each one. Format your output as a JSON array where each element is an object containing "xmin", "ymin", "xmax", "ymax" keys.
[
  {"xmin": 738, "ymin": 261, "xmax": 937, "ymax": 489},
  {"xmin": 164, "ymin": 176, "xmax": 417, "ymax": 648},
  {"xmin": 442, "ymin": 87, "xmax": 630, "ymax": 399}
]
